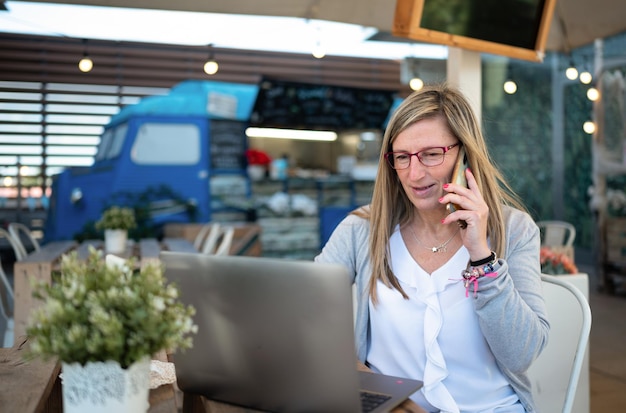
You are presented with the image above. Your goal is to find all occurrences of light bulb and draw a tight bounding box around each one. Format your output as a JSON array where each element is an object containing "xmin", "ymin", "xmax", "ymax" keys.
[
  {"xmin": 583, "ymin": 121, "xmax": 596, "ymax": 134},
  {"xmin": 78, "ymin": 56, "xmax": 93, "ymax": 73},
  {"xmin": 203, "ymin": 60, "xmax": 218, "ymax": 75},
  {"xmin": 587, "ymin": 87, "xmax": 600, "ymax": 101},
  {"xmin": 579, "ymin": 71, "xmax": 592, "ymax": 84},
  {"xmin": 312, "ymin": 44, "xmax": 325, "ymax": 59},
  {"xmin": 503, "ymin": 80, "xmax": 517, "ymax": 94},
  {"xmin": 565, "ymin": 66, "xmax": 578, "ymax": 80},
  {"xmin": 409, "ymin": 77, "xmax": 424, "ymax": 91}
]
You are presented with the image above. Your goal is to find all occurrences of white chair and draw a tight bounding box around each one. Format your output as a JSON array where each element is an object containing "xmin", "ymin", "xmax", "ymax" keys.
[
  {"xmin": 537, "ymin": 220, "xmax": 576, "ymax": 248},
  {"xmin": 200, "ymin": 224, "xmax": 234, "ymax": 256},
  {"xmin": 0, "ymin": 257, "xmax": 14, "ymax": 347},
  {"xmin": 0, "ymin": 227, "xmax": 29, "ymax": 263},
  {"xmin": 8, "ymin": 222, "xmax": 41, "ymax": 261},
  {"xmin": 200, "ymin": 223, "xmax": 222, "ymax": 254},
  {"xmin": 528, "ymin": 274, "xmax": 592, "ymax": 413},
  {"xmin": 193, "ymin": 223, "xmax": 213, "ymax": 251},
  {"xmin": 213, "ymin": 226, "xmax": 235, "ymax": 256}
]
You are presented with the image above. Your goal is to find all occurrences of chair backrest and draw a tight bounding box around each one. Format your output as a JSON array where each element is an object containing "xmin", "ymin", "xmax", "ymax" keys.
[
  {"xmin": 536, "ymin": 220, "xmax": 576, "ymax": 247},
  {"xmin": 0, "ymin": 257, "xmax": 13, "ymax": 318},
  {"xmin": 0, "ymin": 256, "xmax": 13, "ymax": 347},
  {"xmin": 193, "ymin": 223, "xmax": 213, "ymax": 251},
  {"xmin": 0, "ymin": 227, "xmax": 29, "ymax": 262},
  {"xmin": 200, "ymin": 223, "xmax": 222, "ymax": 254},
  {"xmin": 527, "ymin": 274, "xmax": 592, "ymax": 413},
  {"xmin": 213, "ymin": 226, "xmax": 235, "ymax": 256},
  {"xmin": 0, "ymin": 292, "xmax": 10, "ymax": 348},
  {"xmin": 7, "ymin": 222, "xmax": 41, "ymax": 260}
]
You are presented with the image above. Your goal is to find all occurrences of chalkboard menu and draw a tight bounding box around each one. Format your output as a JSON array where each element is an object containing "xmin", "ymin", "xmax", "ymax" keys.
[
  {"xmin": 210, "ymin": 119, "xmax": 247, "ymax": 170},
  {"xmin": 250, "ymin": 78, "xmax": 397, "ymax": 131}
]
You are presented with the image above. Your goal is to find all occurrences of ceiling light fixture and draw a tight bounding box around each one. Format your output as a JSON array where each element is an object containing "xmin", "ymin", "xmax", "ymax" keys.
[
  {"xmin": 78, "ymin": 39, "xmax": 93, "ymax": 73},
  {"xmin": 203, "ymin": 43, "xmax": 219, "ymax": 75},
  {"xmin": 245, "ymin": 127, "xmax": 337, "ymax": 141}
]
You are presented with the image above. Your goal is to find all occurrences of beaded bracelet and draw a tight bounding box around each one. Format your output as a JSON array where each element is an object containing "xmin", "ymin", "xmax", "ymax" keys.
[{"xmin": 461, "ymin": 254, "xmax": 498, "ymax": 298}]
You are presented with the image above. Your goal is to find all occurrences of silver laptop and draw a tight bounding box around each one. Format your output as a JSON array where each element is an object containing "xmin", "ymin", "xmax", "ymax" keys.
[{"xmin": 160, "ymin": 251, "xmax": 423, "ymax": 413}]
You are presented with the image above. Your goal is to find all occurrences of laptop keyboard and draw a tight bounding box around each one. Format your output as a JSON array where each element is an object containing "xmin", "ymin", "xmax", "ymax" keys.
[{"xmin": 360, "ymin": 391, "xmax": 392, "ymax": 413}]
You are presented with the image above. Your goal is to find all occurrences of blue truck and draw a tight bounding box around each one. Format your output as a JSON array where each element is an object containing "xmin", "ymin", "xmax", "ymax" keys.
[{"xmin": 44, "ymin": 80, "xmax": 259, "ymax": 241}]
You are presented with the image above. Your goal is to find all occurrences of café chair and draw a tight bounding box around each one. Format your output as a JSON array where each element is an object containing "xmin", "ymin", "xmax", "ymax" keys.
[
  {"xmin": 536, "ymin": 220, "xmax": 576, "ymax": 248},
  {"xmin": 213, "ymin": 226, "xmax": 235, "ymax": 256},
  {"xmin": 0, "ymin": 228, "xmax": 29, "ymax": 263},
  {"xmin": 199, "ymin": 223, "xmax": 222, "ymax": 254},
  {"xmin": 193, "ymin": 223, "xmax": 214, "ymax": 251},
  {"xmin": 7, "ymin": 223, "xmax": 41, "ymax": 261},
  {"xmin": 0, "ymin": 258, "xmax": 14, "ymax": 347},
  {"xmin": 201, "ymin": 225, "xmax": 234, "ymax": 256},
  {"xmin": 527, "ymin": 274, "xmax": 592, "ymax": 413}
]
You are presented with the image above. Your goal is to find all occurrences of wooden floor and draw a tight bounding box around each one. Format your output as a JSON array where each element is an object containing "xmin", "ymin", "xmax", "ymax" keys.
[{"xmin": 587, "ymin": 286, "xmax": 626, "ymax": 412}]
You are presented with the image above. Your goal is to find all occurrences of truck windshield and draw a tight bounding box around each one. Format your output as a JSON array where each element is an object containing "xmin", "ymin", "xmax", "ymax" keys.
[
  {"xmin": 95, "ymin": 123, "xmax": 128, "ymax": 161},
  {"xmin": 131, "ymin": 123, "xmax": 200, "ymax": 165}
]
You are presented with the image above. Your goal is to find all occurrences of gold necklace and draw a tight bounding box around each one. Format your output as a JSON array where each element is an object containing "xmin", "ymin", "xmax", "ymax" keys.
[{"xmin": 409, "ymin": 225, "xmax": 460, "ymax": 253}]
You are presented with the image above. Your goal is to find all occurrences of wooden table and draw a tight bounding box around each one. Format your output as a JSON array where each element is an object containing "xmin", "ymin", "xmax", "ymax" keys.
[
  {"xmin": 1, "ymin": 337, "xmax": 424, "ymax": 413},
  {"xmin": 0, "ymin": 336, "xmax": 179, "ymax": 413},
  {"xmin": 8, "ymin": 234, "xmax": 424, "ymax": 413}
]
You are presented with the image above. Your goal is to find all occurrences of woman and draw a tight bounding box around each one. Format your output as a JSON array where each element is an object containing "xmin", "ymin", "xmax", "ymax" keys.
[{"xmin": 315, "ymin": 84, "xmax": 549, "ymax": 413}]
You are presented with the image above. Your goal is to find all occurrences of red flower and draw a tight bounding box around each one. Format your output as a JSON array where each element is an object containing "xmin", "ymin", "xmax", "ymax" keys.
[{"xmin": 540, "ymin": 247, "xmax": 578, "ymax": 275}]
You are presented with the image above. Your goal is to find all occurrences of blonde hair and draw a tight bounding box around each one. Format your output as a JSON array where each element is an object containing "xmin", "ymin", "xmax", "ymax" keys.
[{"xmin": 359, "ymin": 83, "xmax": 525, "ymax": 303}]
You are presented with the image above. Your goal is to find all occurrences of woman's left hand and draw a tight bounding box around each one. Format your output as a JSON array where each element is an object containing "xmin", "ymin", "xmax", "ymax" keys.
[{"xmin": 440, "ymin": 167, "xmax": 491, "ymax": 260}]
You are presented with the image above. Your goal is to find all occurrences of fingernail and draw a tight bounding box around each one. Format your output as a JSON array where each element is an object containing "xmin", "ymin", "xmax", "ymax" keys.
[
  {"xmin": 438, "ymin": 197, "xmax": 444, "ymax": 202},
  {"xmin": 467, "ymin": 168, "xmax": 471, "ymax": 174},
  {"xmin": 441, "ymin": 219, "xmax": 446, "ymax": 224},
  {"xmin": 443, "ymin": 184, "xmax": 449, "ymax": 189}
]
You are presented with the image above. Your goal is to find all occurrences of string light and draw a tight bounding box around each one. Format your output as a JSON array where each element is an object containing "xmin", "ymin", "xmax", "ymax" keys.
[
  {"xmin": 565, "ymin": 58, "xmax": 578, "ymax": 80},
  {"xmin": 312, "ymin": 40, "xmax": 325, "ymax": 59},
  {"xmin": 587, "ymin": 87, "xmax": 600, "ymax": 101},
  {"xmin": 311, "ymin": 24, "xmax": 325, "ymax": 59},
  {"xmin": 78, "ymin": 39, "xmax": 93, "ymax": 73},
  {"xmin": 583, "ymin": 121, "xmax": 596, "ymax": 134},
  {"xmin": 409, "ymin": 77, "xmax": 424, "ymax": 91},
  {"xmin": 579, "ymin": 71, "xmax": 593, "ymax": 84},
  {"xmin": 503, "ymin": 80, "xmax": 517, "ymax": 94},
  {"xmin": 203, "ymin": 43, "xmax": 219, "ymax": 75}
]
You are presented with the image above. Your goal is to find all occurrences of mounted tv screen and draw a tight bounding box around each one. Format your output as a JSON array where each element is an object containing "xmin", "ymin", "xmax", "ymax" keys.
[{"xmin": 393, "ymin": 0, "xmax": 557, "ymax": 62}]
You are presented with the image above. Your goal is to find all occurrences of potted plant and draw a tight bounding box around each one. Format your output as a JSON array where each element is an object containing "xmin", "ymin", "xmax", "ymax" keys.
[
  {"xmin": 25, "ymin": 247, "xmax": 197, "ymax": 413},
  {"xmin": 95, "ymin": 206, "xmax": 137, "ymax": 253},
  {"xmin": 540, "ymin": 246, "xmax": 579, "ymax": 275}
]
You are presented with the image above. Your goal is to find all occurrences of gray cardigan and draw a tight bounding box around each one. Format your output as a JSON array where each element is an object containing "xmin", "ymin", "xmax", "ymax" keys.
[{"xmin": 314, "ymin": 205, "xmax": 549, "ymax": 412}]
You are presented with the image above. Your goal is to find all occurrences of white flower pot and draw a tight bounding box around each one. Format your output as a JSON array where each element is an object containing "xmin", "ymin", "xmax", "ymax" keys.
[
  {"xmin": 105, "ymin": 229, "xmax": 127, "ymax": 253},
  {"xmin": 61, "ymin": 357, "xmax": 150, "ymax": 413}
]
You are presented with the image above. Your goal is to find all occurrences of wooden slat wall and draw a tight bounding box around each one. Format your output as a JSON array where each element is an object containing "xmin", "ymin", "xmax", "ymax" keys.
[{"xmin": 0, "ymin": 32, "xmax": 408, "ymax": 90}]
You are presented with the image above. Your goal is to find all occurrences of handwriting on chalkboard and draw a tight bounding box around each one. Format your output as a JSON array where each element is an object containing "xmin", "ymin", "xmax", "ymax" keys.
[
  {"xmin": 250, "ymin": 78, "xmax": 397, "ymax": 131},
  {"xmin": 210, "ymin": 120, "xmax": 247, "ymax": 170}
]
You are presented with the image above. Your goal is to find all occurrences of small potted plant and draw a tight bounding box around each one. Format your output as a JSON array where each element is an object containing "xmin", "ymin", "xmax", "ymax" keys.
[
  {"xmin": 25, "ymin": 247, "xmax": 197, "ymax": 413},
  {"xmin": 95, "ymin": 206, "xmax": 137, "ymax": 253}
]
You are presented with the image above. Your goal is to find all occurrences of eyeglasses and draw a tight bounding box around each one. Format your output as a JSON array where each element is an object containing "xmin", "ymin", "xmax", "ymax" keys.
[{"xmin": 384, "ymin": 143, "xmax": 460, "ymax": 169}]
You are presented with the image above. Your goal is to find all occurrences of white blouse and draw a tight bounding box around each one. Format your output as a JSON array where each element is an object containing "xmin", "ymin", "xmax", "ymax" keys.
[{"xmin": 366, "ymin": 226, "xmax": 520, "ymax": 413}]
